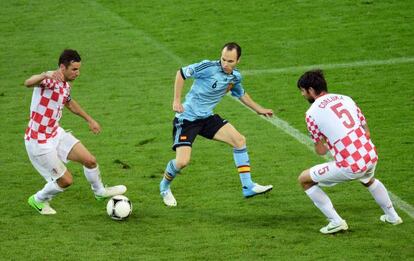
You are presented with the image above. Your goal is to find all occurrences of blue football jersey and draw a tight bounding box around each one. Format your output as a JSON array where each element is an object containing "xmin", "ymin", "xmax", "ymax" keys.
[{"xmin": 176, "ymin": 60, "xmax": 245, "ymax": 121}]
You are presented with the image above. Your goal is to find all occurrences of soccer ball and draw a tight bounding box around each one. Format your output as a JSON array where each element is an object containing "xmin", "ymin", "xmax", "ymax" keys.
[{"xmin": 106, "ymin": 195, "xmax": 132, "ymax": 221}]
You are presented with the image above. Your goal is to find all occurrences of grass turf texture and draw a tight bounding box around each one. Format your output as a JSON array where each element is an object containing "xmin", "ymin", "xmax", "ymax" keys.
[{"xmin": 0, "ymin": 0, "xmax": 413, "ymax": 259}]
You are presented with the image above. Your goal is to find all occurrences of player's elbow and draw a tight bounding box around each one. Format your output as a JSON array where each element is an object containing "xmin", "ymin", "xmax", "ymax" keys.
[
  {"xmin": 65, "ymin": 101, "xmax": 74, "ymax": 111},
  {"xmin": 24, "ymin": 80, "xmax": 32, "ymax": 87},
  {"xmin": 177, "ymin": 69, "xmax": 185, "ymax": 80}
]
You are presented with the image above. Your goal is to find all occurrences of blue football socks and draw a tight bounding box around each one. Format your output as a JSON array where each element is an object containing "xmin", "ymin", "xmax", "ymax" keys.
[
  {"xmin": 160, "ymin": 159, "xmax": 180, "ymax": 193},
  {"xmin": 233, "ymin": 146, "xmax": 254, "ymax": 189}
]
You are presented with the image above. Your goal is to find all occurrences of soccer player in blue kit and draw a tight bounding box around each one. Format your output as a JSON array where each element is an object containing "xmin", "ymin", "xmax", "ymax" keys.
[{"xmin": 160, "ymin": 42, "xmax": 274, "ymax": 206}]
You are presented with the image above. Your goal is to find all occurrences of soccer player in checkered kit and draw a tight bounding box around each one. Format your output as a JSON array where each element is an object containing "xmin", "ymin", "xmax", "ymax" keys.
[
  {"xmin": 24, "ymin": 49, "xmax": 126, "ymax": 215},
  {"xmin": 159, "ymin": 42, "xmax": 273, "ymax": 207},
  {"xmin": 297, "ymin": 70, "xmax": 402, "ymax": 234}
]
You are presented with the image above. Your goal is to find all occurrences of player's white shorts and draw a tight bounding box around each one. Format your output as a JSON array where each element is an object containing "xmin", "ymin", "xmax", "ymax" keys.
[
  {"xmin": 25, "ymin": 127, "xmax": 79, "ymax": 182},
  {"xmin": 310, "ymin": 161, "xmax": 376, "ymax": 187}
]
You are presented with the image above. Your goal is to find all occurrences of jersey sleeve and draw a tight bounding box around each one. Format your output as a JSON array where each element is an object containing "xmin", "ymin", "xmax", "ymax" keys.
[
  {"xmin": 356, "ymin": 106, "xmax": 367, "ymax": 126},
  {"xmin": 180, "ymin": 60, "xmax": 214, "ymax": 80},
  {"xmin": 306, "ymin": 114, "xmax": 323, "ymax": 143},
  {"xmin": 39, "ymin": 78, "xmax": 57, "ymax": 90},
  {"xmin": 230, "ymin": 72, "xmax": 245, "ymax": 98}
]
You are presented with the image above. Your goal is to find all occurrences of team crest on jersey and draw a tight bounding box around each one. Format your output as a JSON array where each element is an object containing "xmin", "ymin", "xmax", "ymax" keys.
[
  {"xmin": 226, "ymin": 83, "xmax": 234, "ymax": 92},
  {"xmin": 185, "ymin": 68, "xmax": 194, "ymax": 77}
]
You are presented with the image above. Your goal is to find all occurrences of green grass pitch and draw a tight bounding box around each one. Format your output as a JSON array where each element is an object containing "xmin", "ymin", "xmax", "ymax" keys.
[{"xmin": 0, "ymin": 0, "xmax": 413, "ymax": 259}]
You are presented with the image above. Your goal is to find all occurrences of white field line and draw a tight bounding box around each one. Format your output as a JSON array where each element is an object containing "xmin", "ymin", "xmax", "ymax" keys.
[
  {"xmin": 234, "ymin": 97, "xmax": 414, "ymax": 219},
  {"xmin": 91, "ymin": 0, "xmax": 414, "ymax": 219},
  {"xmin": 90, "ymin": 1, "xmax": 184, "ymax": 65},
  {"xmin": 242, "ymin": 57, "xmax": 414, "ymax": 75}
]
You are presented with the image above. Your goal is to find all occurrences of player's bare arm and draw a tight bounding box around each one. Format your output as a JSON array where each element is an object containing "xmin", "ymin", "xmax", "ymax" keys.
[
  {"xmin": 173, "ymin": 70, "xmax": 185, "ymax": 113},
  {"xmin": 314, "ymin": 139, "xmax": 329, "ymax": 155},
  {"xmin": 24, "ymin": 71, "xmax": 54, "ymax": 87},
  {"xmin": 24, "ymin": 71, "xmax": 63, "ymax": 87},
  {"xmin": 65, "ymin": 99, "xmax": 101, "ymax": 134},
  {"xmin": 239, "ymin": 93, "xmax": 273, "ymax": 117}
]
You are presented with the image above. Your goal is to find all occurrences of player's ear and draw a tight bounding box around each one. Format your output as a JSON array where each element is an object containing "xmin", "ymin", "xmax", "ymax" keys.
[
  {"xmin": 59, "ymin": 64, "xmax": 66, "ymax": 70},
  {"xmin": 235, "ymin": 54, "xmax": 241, "ymax": 63},
  {"xmin": 309, "ymin": 87, "xmax": 316, "ymax": 96}
]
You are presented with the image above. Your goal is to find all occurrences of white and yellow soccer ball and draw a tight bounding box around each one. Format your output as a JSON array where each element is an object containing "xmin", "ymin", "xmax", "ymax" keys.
[{"xmin": 106, "ymin": 195, "xmax": 132, "ymax": 221}]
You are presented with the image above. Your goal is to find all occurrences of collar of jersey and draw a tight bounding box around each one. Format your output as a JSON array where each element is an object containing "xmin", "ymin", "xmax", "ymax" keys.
[{"xmin": 218, "ymin": 60, "xmax": 234, "ymax": 75}]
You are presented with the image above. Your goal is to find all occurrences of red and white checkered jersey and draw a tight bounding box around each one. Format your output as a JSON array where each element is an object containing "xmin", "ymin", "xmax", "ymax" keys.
[
  {"xmin": 306, "ymin": 93, "xmax": 378, "ymax": 173},
  {"xmin": 25, "ymin": 78, "xmax": 71, "ymax": 144}
]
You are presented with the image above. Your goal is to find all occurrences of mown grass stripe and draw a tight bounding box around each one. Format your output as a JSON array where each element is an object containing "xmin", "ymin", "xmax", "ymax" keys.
[{"xmin": 242, "ymin": 57, "xmax": 414, "ymax": 75}]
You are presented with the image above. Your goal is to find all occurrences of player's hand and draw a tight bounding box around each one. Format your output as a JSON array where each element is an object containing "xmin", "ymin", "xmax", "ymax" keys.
[
  {"xmin": 43, "ymin": 70, "xmax": 64, "ymax": 81},
  {"xmin": 173, "ymin": 101, "xmax": 184, "ymax": 113},
  {"xmin": 88, "ymin": 119, "xmax": 101, "ymax": 134},
  {"xmin": 257, "ymin": 108, "xmax": 273, "ymax": 117},
  {"xmin": 43, "ymin": 71, "xmax": 55, "ymax": 79},
  {"xmin": 52, "ymin": 70, "xmax": 64, "ymax": 81}
]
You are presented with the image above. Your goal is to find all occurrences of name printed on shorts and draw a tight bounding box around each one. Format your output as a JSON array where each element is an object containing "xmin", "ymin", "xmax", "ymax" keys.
[{"xmin": 318, "ymin": 95, "xmax": 344, "ymax": 109}]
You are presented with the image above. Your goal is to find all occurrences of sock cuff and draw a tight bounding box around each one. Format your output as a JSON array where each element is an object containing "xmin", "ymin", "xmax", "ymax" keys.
[
  {"xmin": 233, "ymin": 146, "xmax": 247, "ymax": 153},
  {"xmin": 171, "ymin": 159, "xmax": 181, "ymax": 172},
  {"xmin": 52, "ymin": 181, "xmax": 65, "ymax": 192},
  {"xmin": 368, "ymin": 179, "xmax": 379, "ymax": 191},
  {"xmin": 83, "ymin": 165, "xmax": 99, "ymax": 172},
  {"xmin": 305, "ymin": 185, "xmax": 320, "ymax": 195},
  {"xmin": 166, "ymin": 159, "xmax": 180, "ymax": 176}
]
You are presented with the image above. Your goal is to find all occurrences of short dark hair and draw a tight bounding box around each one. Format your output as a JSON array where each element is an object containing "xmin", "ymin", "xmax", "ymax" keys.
[
  {"xmin": 297, "ymin": 69, "xmax": 328, "ymax": 94},
  {"xmin": 58, "ymin": 49, "xmax": 81, "ymax": 67},
  {"xmin": 222, "ymin": 42, "xmax": 242, "ymax": 59}
]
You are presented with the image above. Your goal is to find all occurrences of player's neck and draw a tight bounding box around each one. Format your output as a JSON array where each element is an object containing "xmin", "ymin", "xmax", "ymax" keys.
[{"xmin": 315, "ymin": 91, "xmax": 328, "ymax": 99}]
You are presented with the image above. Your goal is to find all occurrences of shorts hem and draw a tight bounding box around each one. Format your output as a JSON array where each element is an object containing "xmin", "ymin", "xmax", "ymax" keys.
[
  {"xmin": 172, "ymin": 143, "xmax": 192, "ymax": 151},
  {"xmin": 62, "ymin": 140, "xmax": 80, "ymax": 164}
]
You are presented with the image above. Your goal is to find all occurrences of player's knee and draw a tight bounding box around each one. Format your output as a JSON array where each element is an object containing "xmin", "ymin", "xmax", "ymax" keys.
[
  {"xmin": 234, "ymin": 134, "xmax": 246, "ymax": 148},
  {"xmin": 58, "ymin": 173, "xmax": 73, "ymax": 188},
  {"xmin": 298, "ymin": 171, "xmax": 306, "ymax": 185},
  {"xmin": 175, "ymin": 158, "xmax": 190, "ymax": 169},
  {"xmin": 298, "ymin": 170, "xmax": 311, "ymax": 187},
  {"xmin": 83, "ymin": 155, "xmax": 97, "ymax": 169}
]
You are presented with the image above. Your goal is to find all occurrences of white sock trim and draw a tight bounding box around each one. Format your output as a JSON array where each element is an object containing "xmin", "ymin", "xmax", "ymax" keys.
[
  {"xmin": 305, "ymin": 185, "xmax": 320, "ymax": 195},
  {"xmin": 53, "ymin": 181, "xmax": 65, "ymax": 192},
  {"xmin": 83, "ymin": 165, "xmax": 99, "ymax": 172},
  {"xmin": 368, "ymin": 179, "xmax": 379, "ymax": 191}
]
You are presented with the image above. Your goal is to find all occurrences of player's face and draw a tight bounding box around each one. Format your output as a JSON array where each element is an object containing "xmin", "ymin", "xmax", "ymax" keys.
[
  {"xmin": 61, "ymin": 62, "xmax": 81, "ymax": 81},
  {"xmin": 220, "ymin": 48, "xmax": 239, "ymax": 74},
  {"xmin": 300, "ymin": 88, "xmax": 315, "ymax": 104}
]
